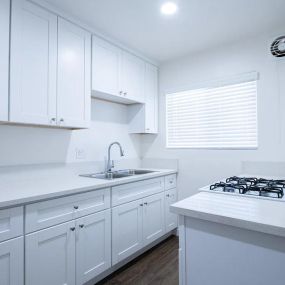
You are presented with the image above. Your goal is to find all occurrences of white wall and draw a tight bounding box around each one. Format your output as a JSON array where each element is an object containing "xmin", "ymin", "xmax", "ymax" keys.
[
  {"xmin": 0, "ymin": 98, "xmax": 141, "ymax": 166},
  {"xmin": 142, "ymin": 33, "xmax": 285, "ymax": 199}
]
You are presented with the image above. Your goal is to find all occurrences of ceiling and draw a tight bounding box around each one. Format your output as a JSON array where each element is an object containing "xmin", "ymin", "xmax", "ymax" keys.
[{"xmin": 44, "ymin": 0, "xmax": 285, "ymax": 63}]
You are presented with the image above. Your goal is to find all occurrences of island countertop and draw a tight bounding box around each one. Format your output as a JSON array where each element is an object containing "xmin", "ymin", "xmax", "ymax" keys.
[{"xmin": 170, "ymin": 191, "xmax": 285, "ymax": 238}]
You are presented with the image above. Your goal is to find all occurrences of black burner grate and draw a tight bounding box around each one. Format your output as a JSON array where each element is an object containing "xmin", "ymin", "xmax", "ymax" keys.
[{"xmin": 210, "ymin": 176, "xmax": 284, "ymax": 198}]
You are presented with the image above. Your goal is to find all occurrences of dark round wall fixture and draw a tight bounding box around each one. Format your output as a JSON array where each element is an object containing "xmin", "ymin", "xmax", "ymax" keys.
[{"xmin": 271, "ymin": 36, "xmax": 285, "ymax": 57}]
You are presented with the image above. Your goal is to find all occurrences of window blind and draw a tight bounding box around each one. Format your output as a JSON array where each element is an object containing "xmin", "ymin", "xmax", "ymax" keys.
[{"xmin": 166, "ymin": 79, "xmax": 258, "ymax": 149}]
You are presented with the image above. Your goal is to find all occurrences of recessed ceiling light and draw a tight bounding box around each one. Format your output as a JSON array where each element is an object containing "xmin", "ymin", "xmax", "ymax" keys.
[{"xmin": 161, "ymin": 2, "xmax": 178, "ymax": 15}]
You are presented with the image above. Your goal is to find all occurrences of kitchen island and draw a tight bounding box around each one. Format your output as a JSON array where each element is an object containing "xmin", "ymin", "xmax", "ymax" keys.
[{"xmin": 171, "ymin": 191, "xmax": 285, "ymax": 285}]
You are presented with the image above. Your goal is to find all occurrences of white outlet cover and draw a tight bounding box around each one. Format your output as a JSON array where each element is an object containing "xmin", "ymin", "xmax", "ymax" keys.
[{"xmin": 75, "ymin": 148, "xmax": 86, "ymax": 160}]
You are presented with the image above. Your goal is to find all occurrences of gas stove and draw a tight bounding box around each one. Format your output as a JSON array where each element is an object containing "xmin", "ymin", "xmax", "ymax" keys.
[{"xmin": 203, "ymin": 176, "xmax": 285, "ymax": 200}]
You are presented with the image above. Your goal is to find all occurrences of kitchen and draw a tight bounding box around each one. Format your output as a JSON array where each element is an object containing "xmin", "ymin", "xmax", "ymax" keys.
[{"xmin": 0, "ymin": 0, "xmax": 285, "ymax": 285}]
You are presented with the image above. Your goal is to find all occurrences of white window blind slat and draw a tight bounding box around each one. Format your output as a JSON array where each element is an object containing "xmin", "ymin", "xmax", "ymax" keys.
[{"xmin": 166, "ymin": 79, "xmax": 258, "ymax": 149}]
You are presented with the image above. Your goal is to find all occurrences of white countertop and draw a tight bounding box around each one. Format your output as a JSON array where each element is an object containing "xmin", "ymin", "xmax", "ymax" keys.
[
  {"xmin": 171, "ymin": 191, "xmax": 285, "ymax": 238},
  {"xmin": 0, "ymin": 164, "xmax": 176, "ymax": 209}
]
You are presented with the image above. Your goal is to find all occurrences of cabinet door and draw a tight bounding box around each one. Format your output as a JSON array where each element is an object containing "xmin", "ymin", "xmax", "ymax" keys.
[
  {"xmin": 143, "ymin": 192, "xmax": 165, "ymax": 246},
  {"xmin": 0, "ymin": 0, "xmax": 9, "ymax": 121},
  {"xmin": 112, "ymin": 200, "xmax": 143, "ymax": 265},
  {"xmin": 144, "ymin": 63, "xmax": 158, "ymax": 133},
  {"xmin": 121, "ymin": 51, "xmax": 145, "ymax": 103},
  {"xmin": 0, "ymin": 237, "xmax": 24, "ymax": 285},
  {"xmin": 76, "ymin": 210, "xmax": 111, "ymax": 285},
  {"xmin": 92, "ymin": 36, "xmax": 121, "ymax": 97},
  {"xmin": 10, "ymin": 0, "xmax": 57, "ymax": 125},
  {"xmin": 165, "ymin": 188, "xmax": 178, "ymax": 232},
  {"xmin": 26, "ymin": 221, "xmax": 76, "ymax": 285},
  {"xmin": 57, "ymin": 18, "xmax": 91, "ymax": 128}
]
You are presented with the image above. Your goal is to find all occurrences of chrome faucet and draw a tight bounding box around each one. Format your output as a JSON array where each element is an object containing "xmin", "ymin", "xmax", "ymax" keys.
[{"xmin": 106, "ymin": 142, "xmax": 125, "ymax": 172}]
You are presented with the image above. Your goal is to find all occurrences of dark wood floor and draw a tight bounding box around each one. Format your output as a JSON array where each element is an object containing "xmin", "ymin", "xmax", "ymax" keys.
[{"xmin": 97, "ymin": 236, "xmax": 179, "ymax": 285}]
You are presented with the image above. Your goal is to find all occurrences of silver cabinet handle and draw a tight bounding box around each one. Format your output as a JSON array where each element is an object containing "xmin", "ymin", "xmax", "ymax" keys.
[
  {"xmin": 74, "ymin": 206, "xmax": 79, "ymax": 210},
  {"xmin": 50, "ymin": 118, "xmax": 56, "ymax": 123},
  {"xmin": 144, "ymin": 202, "xmax": 148, "ymax": 205},
  {"xmin": 166, "ymin": 194, "xmax": 170, "ymax": 197},
  {"xmin": 70, "ymin": 227, "xmax": 75, "ymax": 231},
  {"xmin": 123, "ymin": 92, "xmax": 127, "ymax": 96},
  {"xmin": 119, "ymin": 91, "xmax": 123, "ymax": 95},
  {"xmin": 139, "ymin": 203, "xmax": 143, "ymax": 206},
  {"xmin": 79, "ymin": 224, "xmax": 84, "ymax": 228},
  {"xmin": 60, "ymin": 118, "xmax": 64, "ymax": 123}
]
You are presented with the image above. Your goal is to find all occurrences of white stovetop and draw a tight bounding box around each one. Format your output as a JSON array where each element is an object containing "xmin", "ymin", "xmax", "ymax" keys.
[
  {"xmin": 199, "ymin": 173, "xmax": 285, "ymax": 201},
  {"xmin": 0, "ymin": 164, "xmax": 176, "ymax": 209},
  {"xmin": 171, "ymin": 174, "xmax": 285, "ymax": 238}
]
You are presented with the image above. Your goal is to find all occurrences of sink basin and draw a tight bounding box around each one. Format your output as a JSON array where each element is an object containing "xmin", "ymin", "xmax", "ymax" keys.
[
  {"xmin": 118, "ymin": 169, "xmax": 156, "ymax": 175},
  {"xmin": 80, "ymin": 169, "xmax": 156, "ymax": 180}
]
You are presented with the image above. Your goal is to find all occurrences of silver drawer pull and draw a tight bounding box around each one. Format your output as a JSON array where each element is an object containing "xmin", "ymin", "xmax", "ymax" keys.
[
  {"xmin": 79, "ymin": 224, "xmax": 84, "ymax": 228},
  {"xmin": 70, "ymin": 227, "xmax": 75, "ymax": 231},
  {"xmin": 74, "ymin": 206, "xmax": 79, "ymax": 210}
]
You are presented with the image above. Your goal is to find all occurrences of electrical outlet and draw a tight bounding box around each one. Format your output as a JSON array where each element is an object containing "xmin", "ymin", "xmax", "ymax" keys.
[{"xmin": 75, "ymin": 148, "xmax": 86, "ymax": 160}]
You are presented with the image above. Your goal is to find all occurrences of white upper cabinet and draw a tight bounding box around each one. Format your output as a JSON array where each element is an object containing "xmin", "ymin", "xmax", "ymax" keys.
[
  {"xmin": 128, "ymin": 63, "xmax": 159, "ymax": 134},
  {"xmin": 10, "ymin": 0, "xmax": 57, "ymax": 126},
  {"xmin": 10, "ymin": 0, "xmax": 91, "ymax": 129},
  {"xmin": 92, "ymin": 36, "xmax": 147, "ymax": 104},
  {"xmin": 121, "ymin": 51, "xmax": 145, "ymax": 103},
  {"xmin": 0, "ymin": 0, "xmax": 9, "ymax": 122},
  {"xmin": 57, "ymin": 18, "xmax": 91, "ymax": 129},
  {"xmin": 144, "ymin": 63, "xmax": 158, "ymax": 133},
  {"xmin": 92, "ymin": 36, "xmax": 121, "ymax": 98}
]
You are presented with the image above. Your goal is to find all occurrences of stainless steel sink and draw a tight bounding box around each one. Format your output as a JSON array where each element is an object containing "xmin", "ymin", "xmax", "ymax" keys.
[
  {"xmin": 80, "ymin": 169, "xmax": 156, "ymax": 180},
  {"xmin": 118, "ymin": 169, "xmax": 156, "ymax": 175}
]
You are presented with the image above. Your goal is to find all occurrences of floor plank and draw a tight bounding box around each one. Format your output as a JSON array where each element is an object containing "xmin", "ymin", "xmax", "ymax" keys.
[{"xmin": 97, "ymin": 235, "xmax": 179, "ymax": 285}]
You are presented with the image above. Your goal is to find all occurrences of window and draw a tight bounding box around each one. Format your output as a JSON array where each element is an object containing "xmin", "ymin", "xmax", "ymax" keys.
[{"xmin": 166, "ymin": 74, "xmax": 258, "ymax": 149}]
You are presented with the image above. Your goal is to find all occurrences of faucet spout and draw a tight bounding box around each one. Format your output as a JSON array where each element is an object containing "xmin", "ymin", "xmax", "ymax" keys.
[{"xmin": 106, "ymin": 142, "xmax": 125, "ymax": 172}]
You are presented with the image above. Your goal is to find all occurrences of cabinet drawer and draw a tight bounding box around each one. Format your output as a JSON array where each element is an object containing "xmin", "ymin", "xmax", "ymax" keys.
[
  {"xmin": 0, "ymin": 207, "xmax": 23, "ymax": 242},
  {"xmin": 112, "ymin": 177, "xmax": 164, "ymax": 206},
  {"xmin": 26, "ymin": 188, "xmax": 110, "ymax": 233},
  {"xmin": 165, "ymin": 174, "xmax": 177, "ymax": 190},
  {"xmin": 74, "ymin": 188, "xmax": 110, "ymax": 219}
]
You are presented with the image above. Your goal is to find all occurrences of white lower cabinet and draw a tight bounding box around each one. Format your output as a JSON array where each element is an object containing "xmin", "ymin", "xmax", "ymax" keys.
[
  {"xmin": 25, "ymin": 221, "xmax": 76, "ymax": 285},
  {"xmin": 112, "ymin": 191, "xmax": 168, "ymax": 265},
  {"xmin": 76, "ymin": 210, "xmax": 111, "ymax": 285},
  {"xmin": 143, "ymin": 192, "xmax": 165, "ymax": 246},
  {"xmin": 0, "ymin": 237, "xmax": 24, "ymax": 285},
  {"xmin": 25, "ymin": 211, "xmax": 111, "ymax": 285},
  {"xmin": 112, "ymin": 200, "xmax": 143, "ymax": 265},
  {"xmin": 23, "ymin": 175, "xmax": 177, "ymax": 284},
  {"xmin": 165, "ymin": 188, "xmax": 178, "ymax": 232}
]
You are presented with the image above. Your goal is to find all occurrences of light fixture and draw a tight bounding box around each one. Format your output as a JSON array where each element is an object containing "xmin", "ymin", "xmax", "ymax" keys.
[{"xmin": 161, "ymin": 2, "xmax": 178, "ymax": 15}]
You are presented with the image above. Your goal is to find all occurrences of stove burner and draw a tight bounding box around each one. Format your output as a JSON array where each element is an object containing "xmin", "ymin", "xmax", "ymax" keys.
[
  {"xmin": 210, "ymin": 177, "xmax": 284, "ymax": 199},
  {"xmin": 210, "ymin": 181, "xmax": 246, "ymax": 194}
]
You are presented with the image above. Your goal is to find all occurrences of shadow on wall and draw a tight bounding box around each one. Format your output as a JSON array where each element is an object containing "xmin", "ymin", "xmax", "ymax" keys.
[{"xmin": 0, "ymin": 125, "xmax": 71, "ymax": 166}]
